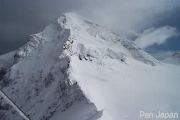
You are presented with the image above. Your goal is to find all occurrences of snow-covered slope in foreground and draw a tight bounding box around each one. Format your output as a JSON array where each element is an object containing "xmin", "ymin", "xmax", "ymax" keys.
[
  {"xmin": 71, "ymin": 57, "xmax": 180, "ymax": 120},
  {"xmin": 0, "ymin": 13, "xmax": 180, "ymax": 120}
]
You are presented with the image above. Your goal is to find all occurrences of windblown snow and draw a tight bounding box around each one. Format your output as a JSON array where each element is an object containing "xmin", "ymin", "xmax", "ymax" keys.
[{"xmin": 0, "ymin": 13, "xmax": 180, "ymax": 120}]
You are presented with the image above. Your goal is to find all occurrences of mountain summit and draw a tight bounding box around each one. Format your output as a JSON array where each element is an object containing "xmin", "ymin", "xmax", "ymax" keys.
[{"xmin": 0, "ymin": 13, "xmax": 180, "ymax": 120}]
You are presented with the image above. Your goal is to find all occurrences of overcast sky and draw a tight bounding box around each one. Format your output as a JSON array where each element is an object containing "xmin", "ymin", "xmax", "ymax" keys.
[{"xmin": 0, "ymin": 0, "xmax": 180, "ymax": 55}]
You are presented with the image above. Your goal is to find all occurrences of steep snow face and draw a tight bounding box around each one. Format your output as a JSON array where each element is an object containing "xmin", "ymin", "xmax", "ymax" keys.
[{"xmin": 1, "ymin": 14, "xmax": 100, "ymax": 120}]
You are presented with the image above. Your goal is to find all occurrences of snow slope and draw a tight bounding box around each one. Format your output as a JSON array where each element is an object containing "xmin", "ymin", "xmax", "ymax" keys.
[
  {"xmin": 71, "ymin": 56, "xmax": 180, "ymax": 120},
  {"xmin": 0, "ymin": 95, "xmax": 24, "ymax": 120},
  {"xmin": 0, "ymin": 13, "xmax": 180, "ymax": 120},
  {"xmin": 0, "ymin": 90, "xmax": 30, "ymax": 120},
  {"xmin": 61, "ymin": 13, "xmax": 180, "ymax": 120}
]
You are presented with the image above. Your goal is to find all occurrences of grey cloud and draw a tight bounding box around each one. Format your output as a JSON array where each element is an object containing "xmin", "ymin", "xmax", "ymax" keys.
[{"xmin": 0, "ymin": 0, "xmax": 82, "ymax": 54}]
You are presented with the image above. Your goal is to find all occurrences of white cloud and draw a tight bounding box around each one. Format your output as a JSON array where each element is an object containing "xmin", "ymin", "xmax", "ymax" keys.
[
  {"xmin": 135, "ymin": 26, "xmax": 179, "ymax": 49},
  {"xmin": 78, "ymin": 0, "xmax": 180, "ymax": 35}
]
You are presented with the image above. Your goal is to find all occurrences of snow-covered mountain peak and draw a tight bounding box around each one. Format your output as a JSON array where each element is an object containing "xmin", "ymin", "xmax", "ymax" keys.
[
  {"xmin": 1, "ymin": 13, "xmax": 175, "ymax": 120},
  {"xmin": 14, "ymin": 12, "xmax": 159, "ymax": 66},
  {"xmin": 57, "ymin": 12, "xmax": 159, "ymax": 66}
]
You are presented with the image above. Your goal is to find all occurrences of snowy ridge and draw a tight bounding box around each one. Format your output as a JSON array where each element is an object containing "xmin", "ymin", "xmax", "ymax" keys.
[{"xmin": 0, "ymin": 90, "xmax": 30, "ymax": 120}]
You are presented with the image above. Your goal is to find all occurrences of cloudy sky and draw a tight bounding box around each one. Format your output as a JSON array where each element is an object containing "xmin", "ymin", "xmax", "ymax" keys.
[{"xmin": 0, "ymin": 0, "xmax": 180, "ymax": 56}]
